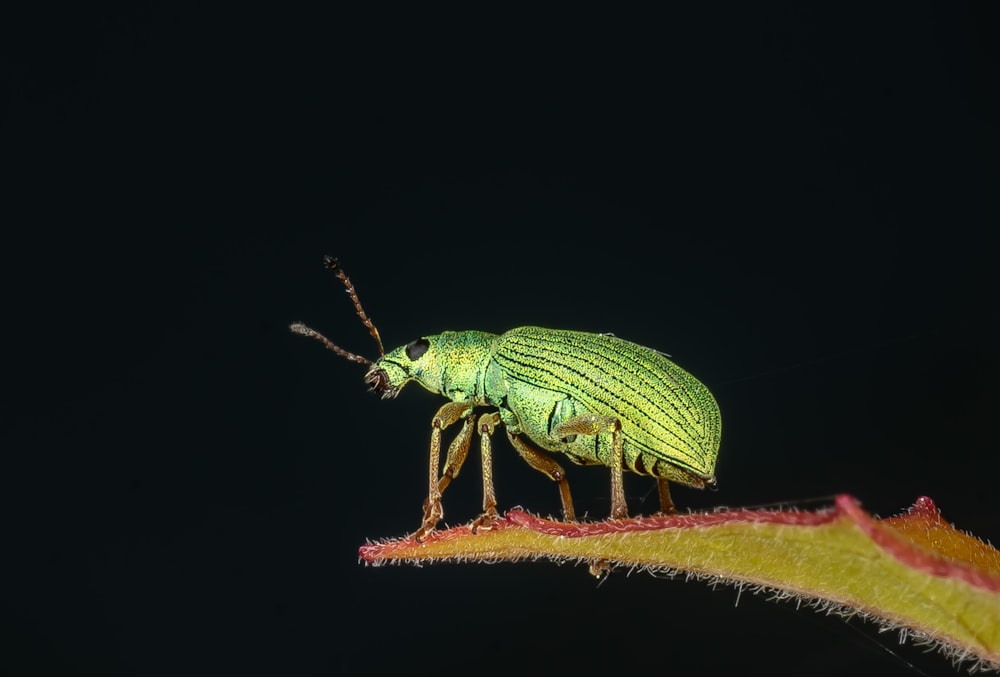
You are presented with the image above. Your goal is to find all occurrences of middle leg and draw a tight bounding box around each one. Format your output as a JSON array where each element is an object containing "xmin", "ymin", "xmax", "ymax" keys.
[{"xmin": 552, "ymin": 414, "xmax": 626, "ymax": 519}]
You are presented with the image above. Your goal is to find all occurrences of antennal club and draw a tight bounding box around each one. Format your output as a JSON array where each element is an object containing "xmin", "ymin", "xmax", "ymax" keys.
[{"xmin": 323, "ymin": 255, "xmax": 385, "ymax": 358}]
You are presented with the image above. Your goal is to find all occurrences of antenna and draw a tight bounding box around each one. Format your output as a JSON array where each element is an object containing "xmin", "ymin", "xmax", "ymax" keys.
[
  {"xmin": 322, "ymin": 255, "xmax": 385, "ymax": 358},
  {"xmin": 289, "ymin": 256, "xmax": 386, "ymax": 365},
  {"xmin": 289, "ymin": 322, "xmax": 372, "ymax": 366}
]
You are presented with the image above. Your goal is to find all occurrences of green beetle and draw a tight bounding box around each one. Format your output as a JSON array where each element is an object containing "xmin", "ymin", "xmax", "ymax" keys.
[{"xmin": 292, "ymin": 256, "xmax": 721, "ymax": 538}]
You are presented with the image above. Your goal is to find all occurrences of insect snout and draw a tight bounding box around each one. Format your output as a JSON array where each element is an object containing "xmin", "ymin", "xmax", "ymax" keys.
[{"xmin": 364, "ymin": 367, "xmax": 397, "ymax": 398}]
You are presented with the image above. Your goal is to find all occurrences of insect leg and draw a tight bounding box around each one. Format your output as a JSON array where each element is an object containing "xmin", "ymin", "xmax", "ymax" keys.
[
  {"xmin": 416, "ymin": 400, "xmax": 473, "ymax": 540},
  {"xmin": 505, "ymin": 431, "xmax": 577, "ymax": 522},
  {"xmin": 470, "ymin": 412, "xmax": 502, "ymax": 533},
  {"xmin": 438, "ymin": 416, "xmax": 476, "ymax": 494},
  {"xmin": 552, "ymin": 415, "xmax": 627, "ymax": 520},
  {"xmin": 657, "ymin": 477, "xmax": 677, "ymax": 515}
]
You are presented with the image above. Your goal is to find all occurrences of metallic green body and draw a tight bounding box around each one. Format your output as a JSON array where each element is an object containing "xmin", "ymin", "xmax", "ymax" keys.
[{"xmin": 376, "ymin": 326, "xmax": 720, "ymax": 488}]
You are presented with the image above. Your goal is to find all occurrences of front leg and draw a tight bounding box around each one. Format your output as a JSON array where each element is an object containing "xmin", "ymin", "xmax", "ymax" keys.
[
  {"xmin": 420, "ymin": 414, "xmax": 475, "ymax": 517},
  {"xmin": 470, "ymin": 412, "xmax": 502, "ymax": 533},
  {"xmin": 415, "ymin": 400, "xmax": 473, "ymax": 540}
]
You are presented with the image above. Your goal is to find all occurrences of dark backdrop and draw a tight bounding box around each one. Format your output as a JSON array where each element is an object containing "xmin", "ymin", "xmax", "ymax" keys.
[{"xmin": 3, "ymin": 4, "xmax": 998, "ymax": 676}]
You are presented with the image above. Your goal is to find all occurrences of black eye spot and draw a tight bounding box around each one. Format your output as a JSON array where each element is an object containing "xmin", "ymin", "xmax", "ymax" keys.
[{"xmin": 405, "ymin": 338, "xmax": 429, "ymax": 361}]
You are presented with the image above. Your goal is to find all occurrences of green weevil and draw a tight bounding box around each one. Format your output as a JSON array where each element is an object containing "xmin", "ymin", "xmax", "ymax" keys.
[{"xmin": 291, "ymin": 256, "xmax": 721, "ymax": 538}]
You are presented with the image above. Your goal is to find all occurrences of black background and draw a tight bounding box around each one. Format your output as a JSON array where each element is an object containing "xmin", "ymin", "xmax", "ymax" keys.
[{"xmin": 3, "ymin": 3, "xmax": 998, "ymax": 675}]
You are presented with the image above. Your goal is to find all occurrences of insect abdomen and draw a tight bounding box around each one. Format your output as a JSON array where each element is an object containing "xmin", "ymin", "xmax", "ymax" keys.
[{"xmin": 492, "ymin": 326, "xmax": 721, "ymax": 483}]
